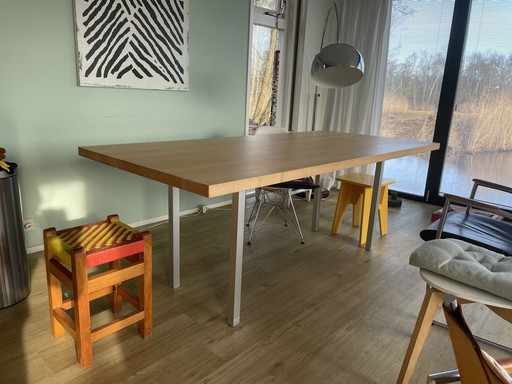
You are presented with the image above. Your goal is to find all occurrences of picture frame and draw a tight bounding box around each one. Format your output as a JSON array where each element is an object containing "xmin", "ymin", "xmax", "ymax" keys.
[{"xmin": 74, "ymin": 0, "xmax": 189, "ymax": 91}]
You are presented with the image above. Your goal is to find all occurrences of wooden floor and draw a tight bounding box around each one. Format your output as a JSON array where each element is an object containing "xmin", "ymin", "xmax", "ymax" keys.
[{"xmin": 2, "ymin": 192, "xmax": 512, "ymax": 383}]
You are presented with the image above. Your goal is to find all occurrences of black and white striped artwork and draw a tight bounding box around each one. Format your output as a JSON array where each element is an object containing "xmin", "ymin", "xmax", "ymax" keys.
[{"xmin": 74, "ymin": 0, "xmax": 189, "ymax": 90}]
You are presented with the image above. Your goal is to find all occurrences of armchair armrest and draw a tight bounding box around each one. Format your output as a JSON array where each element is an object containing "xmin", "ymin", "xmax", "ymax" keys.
[
  {"xmin": 435, "ymin": 193, "xmax": 512, "ymax": 239},
  {"xmin": 470, "ymin": 178, "xmax": 512, "ymax": 198}
]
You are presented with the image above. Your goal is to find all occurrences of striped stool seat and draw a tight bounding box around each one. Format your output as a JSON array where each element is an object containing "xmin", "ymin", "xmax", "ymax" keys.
[
  {"xmin": 48, "ymin": 219, "xmax": 146, "ymax": 267},
  {"xmin": 43, "ymin": 215, "xmax": 152, "ymax": 368}
]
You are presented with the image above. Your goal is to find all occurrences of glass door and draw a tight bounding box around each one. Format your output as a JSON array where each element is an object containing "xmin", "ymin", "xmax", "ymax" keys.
[
  {"xmin": 439, "ymin": 0, "xmax": 512, "ymax": 206},
  {"xmin": 381, "ymin": 0, "xmax": 512, "ymax": 207}
]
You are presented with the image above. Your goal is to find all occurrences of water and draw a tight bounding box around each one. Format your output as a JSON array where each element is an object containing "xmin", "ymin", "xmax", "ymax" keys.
[{"xmin": 384, "ymin": 151, "xmax": 512, "ymax": 207}]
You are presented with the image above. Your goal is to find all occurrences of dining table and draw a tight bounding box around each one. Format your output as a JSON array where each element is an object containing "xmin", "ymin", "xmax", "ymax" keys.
[{"xmin": 79, "ymin": 131, "xmax": 439, "ymax": 326}]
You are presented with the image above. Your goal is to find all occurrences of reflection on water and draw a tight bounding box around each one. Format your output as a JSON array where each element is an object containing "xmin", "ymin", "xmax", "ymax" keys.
[{"xmin": 384, "ymin": 151, "xmax": 512, "ymax": 206}]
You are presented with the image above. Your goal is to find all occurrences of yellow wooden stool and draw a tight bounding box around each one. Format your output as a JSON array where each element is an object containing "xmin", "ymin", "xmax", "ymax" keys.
[
  {"xmin": 43, "ymin": 214, "xmax": 152, "ymax": 368},
  {"xmin": 330, "ymin": 173, "xmax": 396, "ymax": 245}
]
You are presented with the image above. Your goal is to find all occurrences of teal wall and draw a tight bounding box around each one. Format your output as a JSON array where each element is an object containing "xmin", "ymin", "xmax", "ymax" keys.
[{"xmin": 0, "ymin": 0, "xmax": 251, "ymax": 248}]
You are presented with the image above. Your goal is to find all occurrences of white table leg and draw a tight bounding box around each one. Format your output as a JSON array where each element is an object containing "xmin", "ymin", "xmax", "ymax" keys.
[
  {"xmin": 227, "ymin": 191, "xmax": 245, "ymax": 327},
  {"xmin": 312, "ymin": 175, "xmax": 321, "ymax": 231},
  {"xmin": 168, "ymin": 186, "xmax": 180, "ymax": 289},
  {"xmin": 365, "ymin": 162, "xmax": 384, "ymax": 250}
]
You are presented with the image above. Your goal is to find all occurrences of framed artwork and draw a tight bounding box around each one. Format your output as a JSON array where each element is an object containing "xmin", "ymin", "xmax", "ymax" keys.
[{"xmin": 74, "ymin": 0, "xmax": 189, "ymax": 91}]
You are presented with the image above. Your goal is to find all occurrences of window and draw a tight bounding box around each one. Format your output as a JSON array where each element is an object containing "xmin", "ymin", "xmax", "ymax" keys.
[
  {"xmin": 380, "ymin": 0, "xmax": 512, "ymax": 207},
  {"xmin": 439, "ymin": 0, "xmax": 512, "ymax": 206},
  {"xmin": 381, "ymin": 0, "xmax": 454, "ymax": 195},
  {"xmin": 248, "ymin": 0, "xmax": 289, "ymax": 134}
]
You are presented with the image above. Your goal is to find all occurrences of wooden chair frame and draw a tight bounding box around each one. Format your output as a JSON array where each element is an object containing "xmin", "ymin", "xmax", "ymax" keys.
[
  {"xmin": 397, "ymin": 270, "xmax": 512, "ymax": 383},
  {"xmin": 426, "ymin": 295, "xmax": 512, "ymax": 384}
]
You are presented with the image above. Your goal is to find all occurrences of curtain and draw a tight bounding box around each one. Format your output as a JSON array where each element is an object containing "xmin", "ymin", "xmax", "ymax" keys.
[{"xmin": 319, "ymin": 0, "xmax": 392, "ymax": 189}]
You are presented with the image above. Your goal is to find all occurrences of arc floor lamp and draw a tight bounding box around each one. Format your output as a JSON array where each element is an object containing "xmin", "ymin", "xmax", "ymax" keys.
[{"xmin": 310, "ymin": 2, "xmax": 364, "ymax": 131}]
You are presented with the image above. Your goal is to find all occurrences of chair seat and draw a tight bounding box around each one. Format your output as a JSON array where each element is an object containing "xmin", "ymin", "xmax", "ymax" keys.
[
  {"xmin": 336, "ymin": 173, "xmax": 395, "ymax": 188},
  {"xmin": 411, "ymin": 238, "xmax": 512, "ymax": 301},
  {"xmin": 420, "ymin": 269, "xmax": 512, "ymax": 310},
  {"xmin": 420, "ymin": 211, "xmax": 512, "ymax": 256},
  {"xmin": 267, "ymin": 177, "xmax": 320, "ymax": 190}
]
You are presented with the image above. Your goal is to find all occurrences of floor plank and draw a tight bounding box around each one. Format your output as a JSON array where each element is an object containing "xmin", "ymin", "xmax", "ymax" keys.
[{"xmin": 2, "ymin": 191, "xmax": 512, "ymax": 383}]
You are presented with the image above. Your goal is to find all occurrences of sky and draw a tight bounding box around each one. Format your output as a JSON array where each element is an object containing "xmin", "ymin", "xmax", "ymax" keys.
[{"xmin": 390, "ymin": 0, "xmax": 512, "ymax": 61}]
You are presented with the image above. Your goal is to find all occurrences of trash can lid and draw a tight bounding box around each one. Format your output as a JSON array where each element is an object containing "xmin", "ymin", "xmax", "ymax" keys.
[{"xmin": 0, "ymin": 162, "xmax": 17, "ymax": 179}]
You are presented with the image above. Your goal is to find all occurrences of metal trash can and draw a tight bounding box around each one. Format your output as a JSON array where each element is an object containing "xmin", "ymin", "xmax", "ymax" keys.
[{"xmin": 0, "ymin": 166, "xmax": 31, "ymax": 308}]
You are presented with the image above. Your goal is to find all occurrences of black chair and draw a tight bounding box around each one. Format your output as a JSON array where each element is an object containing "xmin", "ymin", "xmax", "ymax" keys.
[
  {"xmin": 246, "ymin": 177, "xmax": 320, "ymax": 245},
  {"xmin": 420, "ymin": 179, "xmax": 512, "ymax": 255}
]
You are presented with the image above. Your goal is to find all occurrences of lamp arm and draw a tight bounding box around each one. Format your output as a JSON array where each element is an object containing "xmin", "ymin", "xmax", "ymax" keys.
[
  {"xmin": 311, "ymin": 85, "xmax": 319, "ymax": 131},
  {"xmin": 320, "ymin": 3, "xmax": 340, "ymax": 49}
]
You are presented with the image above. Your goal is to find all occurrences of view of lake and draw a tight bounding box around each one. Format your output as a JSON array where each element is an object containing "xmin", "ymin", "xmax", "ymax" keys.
[
  {"xmin": 385, "ymin": 151, "xmax": 512, "ymax": 207},
  {"xmin": 381, "ymin": 0, "xmax": 512, "ymax": 207}
]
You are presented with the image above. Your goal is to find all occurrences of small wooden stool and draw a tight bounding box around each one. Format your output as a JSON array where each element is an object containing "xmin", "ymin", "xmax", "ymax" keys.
[
  {"xmin": 43, "ymin": 215, "xmax": 152, "ymax": 368},
  {"xmin": 330, "ymin": 173, "xmax": 395, "ymax": 245}
]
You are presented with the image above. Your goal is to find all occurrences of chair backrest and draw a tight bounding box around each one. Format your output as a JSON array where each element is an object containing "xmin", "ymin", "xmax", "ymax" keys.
[
  {"xmin": 254, "ymin": 126, "xmax": 288, "ymax": 135},
  {"xmin": 442, "ymin": 295, "xmax": 512, "ymax": 384}
]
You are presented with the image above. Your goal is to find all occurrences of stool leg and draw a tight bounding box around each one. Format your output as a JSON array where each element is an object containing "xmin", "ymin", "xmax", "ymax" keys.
[
  {"xmin": 378, "ymin": 185, "xmax": 390, "ymax": 236},
  {"xmin": 359, "ymin": 187, "xmax": 373, "ymax": 246},
  {"xmin": 139, "ymin": 232, "xmax": 153, "ymax": 338},
  {"xmin": 331, "ymin": 184, "xmax": 356, "ymax": 235},
  {"xmin": 352, "ymin": 195, "xmax": 363, "ymax": 227},
  {"xmin": 109, "ymin": 260, "xmax": 122, "ymax": 313},
  {"xmin": 397, "ymin": 286, "xmax": 444, "ymax": 384},
  {"xmin": 72, "ymin": 250, "xmax": 93, "ymax": 368},
  {"xmin": 43, "ymin": 228, "xmax": 65, "ymax": 338}
]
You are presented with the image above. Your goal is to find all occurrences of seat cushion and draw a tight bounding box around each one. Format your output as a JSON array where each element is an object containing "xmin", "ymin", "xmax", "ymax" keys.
[
  {"xmin": 410, "ymin": 238, "xmax": 512, "ymax": 301},
  {"xmin": 420, "ymin": 211, "xmax": 512, "ymax": 256}
]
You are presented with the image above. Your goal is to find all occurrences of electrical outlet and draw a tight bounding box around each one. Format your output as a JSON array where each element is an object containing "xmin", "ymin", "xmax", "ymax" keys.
[
  {"xmin": 23, "ymin": 219, "xmax": 35, "ymax": 231},
  {"xmin": 200, "ymin": 205, "xmax": 207, "ymax": 214}
]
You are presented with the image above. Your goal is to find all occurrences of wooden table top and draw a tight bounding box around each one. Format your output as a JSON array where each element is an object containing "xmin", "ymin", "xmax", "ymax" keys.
[{"xmin": 78, "ymin": 131, "xmax": 439, "ymax": 198}]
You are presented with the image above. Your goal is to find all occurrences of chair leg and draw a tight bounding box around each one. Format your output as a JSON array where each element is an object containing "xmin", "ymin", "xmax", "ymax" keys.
[
  {"xmin": 247, "ymin": 192, "xmax": 266, "ymax": 244},
  {"xmin": 72, "ymin": 250, "xmax": 93, "ymax": 369},
  {"xmin": 47, "ymin": 273, "xmax": 65, "ymax": 338},
  {"xmin": 43, "ymin": 228, "xmax": 65, "ymax": 338},
  {"xmin": 397, "ymin": 286, "xmax": 444, "ymax": 384},
  {"xmin": 139, "ymin": 232, "xmax": 153, "ymax": 338},
  {"xmin": 282, "ymin": 190, "xmax": 305, "ymax": 243},
  {"xmin": 246, "ymin": 188, "xmax": 262, "ymax": 226},
  {"xmin": 109, "ymin": 260, "xmax": 122, "ymax": 313}
]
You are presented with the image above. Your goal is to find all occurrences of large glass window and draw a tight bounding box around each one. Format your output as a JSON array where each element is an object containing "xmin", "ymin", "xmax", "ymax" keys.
[
  {"xmin": 381, "ymin": 0, "xmax": 512, "ymax": 207},
  {"xmin": 380, "ymin": 0, "xmax": 454, "ymax": 195},
  {"xmin": 440, "ymin": 0, "xmax": 512, "ymax": 206}
]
